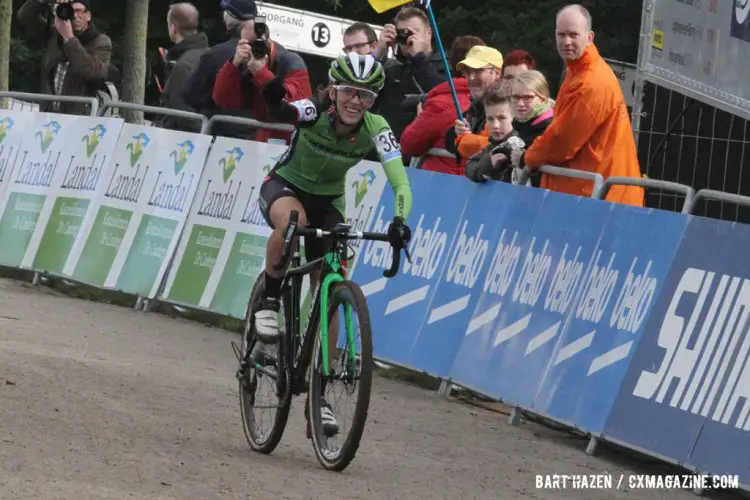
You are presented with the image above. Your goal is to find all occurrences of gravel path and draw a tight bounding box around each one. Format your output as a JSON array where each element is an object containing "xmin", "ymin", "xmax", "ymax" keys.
[{"xmin": 0, "ymin": 279, "xmax": 736, "ymax": 499}]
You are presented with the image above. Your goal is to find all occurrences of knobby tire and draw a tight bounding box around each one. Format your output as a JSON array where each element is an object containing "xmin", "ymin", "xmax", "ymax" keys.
[
  {"xmin": 308, "ymin": 280, "xmax": 373, "ymax": 471},
  {"xmin": 239, "ymin": 271, "xmax": 291, "ymax": 454}
]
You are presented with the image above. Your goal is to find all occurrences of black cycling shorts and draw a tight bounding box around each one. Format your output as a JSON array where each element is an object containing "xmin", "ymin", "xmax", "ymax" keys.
[{"xmin": 259, "ymin": 173, "xmax": 345, "ymax": 262}]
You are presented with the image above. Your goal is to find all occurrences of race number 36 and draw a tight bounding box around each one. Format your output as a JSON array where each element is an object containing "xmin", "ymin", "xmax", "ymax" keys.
[
  {"xmin": 376, "ymin": 130, "xmax": 401, "ymax": 161},
  {"xmin": 312, "ymin": 22, "xmax": 330, "ymax": 48}
]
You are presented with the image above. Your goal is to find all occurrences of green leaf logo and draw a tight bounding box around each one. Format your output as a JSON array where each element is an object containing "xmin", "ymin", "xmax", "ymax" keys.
[
  {"xmin": 35, "ymin": 120, "xmax": 62, "ymax": 153},
  {"xmin": 0, "ymin": 117, "xmax": 15, "ymax": 145},
  {"xmin": 218, "ymin": 147, "xmax": 244, "ymax": 182},
  {"xmin": 125, "ymin": 132, "xmax": 151, "ymax": 167},
  {"xmin": 82, "ymin": 124, "xmax": 107, "ymax": 157},
  {"xmin": 170, "ymin": 140, "xmax": 195, "ymax": 175}
]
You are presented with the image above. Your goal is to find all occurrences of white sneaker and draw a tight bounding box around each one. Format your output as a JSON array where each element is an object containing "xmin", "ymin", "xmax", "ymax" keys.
[
  {"xmin": 254, "ymin": 298, "xmax": 280, "ymax": 344},
  {"xmin": 320, "ymin": 400, "xmax": 339, "ymax": 436}
]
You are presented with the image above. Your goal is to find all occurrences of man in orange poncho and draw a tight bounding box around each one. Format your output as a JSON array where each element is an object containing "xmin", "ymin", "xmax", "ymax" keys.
[{"xmin": 508, "ymin": 4, "xmax": 644, "ymax": 207}]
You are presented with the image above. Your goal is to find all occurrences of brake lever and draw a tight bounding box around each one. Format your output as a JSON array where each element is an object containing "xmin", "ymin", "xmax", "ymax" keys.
[
  {"xmin": 383, "ymin": 243, "xmax": 401, "ymax": 278},
  {"xmin": 403, "ymin": 242, "xmax": 412, "ymax": 264}
]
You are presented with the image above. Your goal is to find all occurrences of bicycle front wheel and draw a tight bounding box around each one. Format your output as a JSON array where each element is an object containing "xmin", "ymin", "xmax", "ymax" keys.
[
  {"xmin": 308, "ymin": 280, "xmax": 373, "ymax": 471},
  {"xmin": 238, "ymin": 271, "xmax": 291, "ymax": 454}
]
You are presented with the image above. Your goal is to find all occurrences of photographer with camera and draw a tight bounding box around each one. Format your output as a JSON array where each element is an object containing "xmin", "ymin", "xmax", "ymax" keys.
[
  {"xmin": 212, "ymin": 1, "xmax": 311, "ymax": 144},
  {"xmin": 17, "ymin": 0, "xmax": 112, "ymax": 115},
  {"xmin": 371, "ymin": 6, "xmax": 447, "ymax": 149},
  {"xmin": 399, "ymin": 36, "xmax": 483, "ymax": 175},
  {"xmin": 182, "ymin": 0, "xmax": 261, "ymax": 140}
]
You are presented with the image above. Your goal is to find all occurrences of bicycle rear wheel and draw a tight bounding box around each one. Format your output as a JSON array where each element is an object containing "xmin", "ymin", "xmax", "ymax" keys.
[
  {"xmin": 238, "ymin": 271, "xmax": 291, "ymax": 454},
  {"xmin": 308, "ymin": 280, "xmax": 373, "ymax": 471}
]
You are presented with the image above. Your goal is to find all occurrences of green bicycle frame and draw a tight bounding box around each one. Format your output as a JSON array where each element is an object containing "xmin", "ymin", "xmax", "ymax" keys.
[{"xmin": 318, "ymin": 251, "xmax": 356, "ymax": 376}]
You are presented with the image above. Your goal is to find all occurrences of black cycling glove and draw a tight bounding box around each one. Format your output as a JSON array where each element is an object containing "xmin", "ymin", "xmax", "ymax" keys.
[{"xmin": 387, "ymin": 216, "xmax": 411, "ymax": 247}]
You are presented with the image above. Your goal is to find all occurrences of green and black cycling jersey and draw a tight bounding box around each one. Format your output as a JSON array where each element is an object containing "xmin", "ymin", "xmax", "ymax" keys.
[{"xmin": 262, "ymin": 78, "xmax": 412, "ymax": 221}]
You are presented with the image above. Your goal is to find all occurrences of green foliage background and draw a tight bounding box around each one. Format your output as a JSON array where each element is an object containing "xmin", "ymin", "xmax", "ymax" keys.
[{"xmin": 10, "ymin": 0, "xmax": 642, "ymax": 99}]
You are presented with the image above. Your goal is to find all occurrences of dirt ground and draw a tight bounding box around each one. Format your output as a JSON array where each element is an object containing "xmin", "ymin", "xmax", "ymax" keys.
[{"xmin": 0, "ymin": 278, "xmax": 743, "ymax": 500}]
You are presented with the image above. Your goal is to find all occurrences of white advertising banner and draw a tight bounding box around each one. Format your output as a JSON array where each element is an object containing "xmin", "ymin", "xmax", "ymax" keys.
[
  {"xmin": 644, "ymin": 0, "xmax": 750, "ymax": 119},
  {"xmin": 0, "ymin": 112, "xmax": 80, "ymax": 268},
  {"xmin": 62, "ymin": 124, "xmax": 212, "ymax": 298},
  {"xmin": 0, "ymin": 109, "xmax": 36, "ymax": 203},
  {"xmin": 25, "ymin": 116, "xmax": 124, "ymax": 273},
  {"xmin": 161, "ymin": 137, "xmax": 284, "ymax": 317}
]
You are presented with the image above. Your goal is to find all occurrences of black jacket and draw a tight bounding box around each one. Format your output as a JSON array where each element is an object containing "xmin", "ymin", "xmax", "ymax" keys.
[
  {"xmin": 444, "ymin": 98, "xmax": 486, "ymax": 161},
  {"xmin": 374, "ymin": 51, "xmax": 447, "ymax": 144},
  {"xmin": 154, "ymin": 33, "xmax": 209, "ymax": 132},
  {"xmin": 182, "ymin": 35, "xmax": 256, "ymax": 140},
  {"xmin": 513, "ymin": 113, "xmax": 553, "ymax": 149}
]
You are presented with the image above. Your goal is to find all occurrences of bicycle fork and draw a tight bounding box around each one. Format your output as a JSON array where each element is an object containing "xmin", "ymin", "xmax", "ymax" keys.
[{"xmin": 319, "ymin": 274, "xmax": 358, "ymax": 380}]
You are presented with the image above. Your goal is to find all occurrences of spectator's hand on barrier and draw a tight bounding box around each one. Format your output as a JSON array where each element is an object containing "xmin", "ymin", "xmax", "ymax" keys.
[
  {"xmin": 510, "ymin": 147, "xmax": 525, "ymax": 169},
  {"xmin": 491, "ymin": 152, "xmax": 508, "ymax": 167},
  {"xmin": 416, "ymin": 102, "xmax": 424, "ymax": 116},
  {"xmin": 454, "ymin": 119, "xmax": 471, "ymax": 136},
  {"xmin": 233, "ymin": 39, "xmax": 252, "ymax": 68},
  {"xmin": 492, "ymin": 136, "xmax": 526, "ymax": 169},
  {"xmin": 247, "ymin": 52, "xmax": 269, "ymax": 76}
]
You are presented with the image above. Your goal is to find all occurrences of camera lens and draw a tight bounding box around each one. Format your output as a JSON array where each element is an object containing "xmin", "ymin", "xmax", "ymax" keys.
[{"xmin": 55, "ymin": 3, "xmax": 74, "ymax": 21}]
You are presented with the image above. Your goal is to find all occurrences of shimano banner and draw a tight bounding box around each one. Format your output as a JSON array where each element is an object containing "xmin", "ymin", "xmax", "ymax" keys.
[{"xmin": 605, "ymin": 216, "xmax": 750, "ymax": 482}]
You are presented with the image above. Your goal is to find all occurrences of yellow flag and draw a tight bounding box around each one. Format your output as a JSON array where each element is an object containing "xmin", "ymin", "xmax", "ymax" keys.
[{"xmin": 368, "ymin": 0, "xmax": 414, "ymax": 13}]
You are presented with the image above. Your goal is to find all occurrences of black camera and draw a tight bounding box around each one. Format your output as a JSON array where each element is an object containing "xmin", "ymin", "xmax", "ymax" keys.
[
  {"xmin": 251, "ymin": 16, "xmax": 269, "ymax": 58},
  {"xmin": 400, "ymin": 93, "xmax": 427, "ymax": 111},
  {"xmin": 53, "ymin": 1, "xmax": 74, "ymax": 21},
  {"xmin": 395, "ymin": 28, "xmax": 412, "ymax": 45}
]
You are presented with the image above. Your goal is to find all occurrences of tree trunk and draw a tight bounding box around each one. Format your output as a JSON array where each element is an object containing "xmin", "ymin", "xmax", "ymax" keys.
[
  {"xmin": 120, "ymin": 0, "xmax": 149, "ymax": 123},
  {"xmin": 0, "ymin": 0, "xmax": 12, "ymax": 92}
]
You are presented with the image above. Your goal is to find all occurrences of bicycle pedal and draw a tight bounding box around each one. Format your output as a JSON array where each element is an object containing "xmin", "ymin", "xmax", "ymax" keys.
[
  {"xmin": 250, "ymin": 348, "xmax": 275, "ymax": 367},
  {"xmin": 236, "ymin": 360, "xmax": 250, "ymax": 381}
]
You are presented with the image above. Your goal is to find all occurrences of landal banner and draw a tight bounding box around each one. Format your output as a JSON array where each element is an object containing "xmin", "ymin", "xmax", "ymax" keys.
[
  {"xmin": 62, "ymin": 124, "xmax": 212, "ymax": 298},
  {"xmin": 27, "ymin": 116, "xmax": 125, "ymax": 273},
  {"xmin": 0, "ymin": 112, "xmax": 80, "ymax": 267},
  {"xmin": 0, "ymin": 109, "xmax": 36, "ymax": 204}
]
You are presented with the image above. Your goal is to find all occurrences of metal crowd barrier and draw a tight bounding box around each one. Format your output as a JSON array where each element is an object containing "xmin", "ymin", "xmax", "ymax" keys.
[
  {"xmin": 595, "ymin": 176, "xmax": 695, "ymax": 213},
  {"xmin": 411, "ymin": 148, "xmax": 456, "ymax": 169},
  {"xmin": 206, "ymin": 114, "xmax": 295, "ymax": 134},
  {"xmin": 687, "ymin": 189, "xmax": 750, "ymax": 215},
  {"xmin": 515, "ymin": 165, "xmax": 605, "ymax": 198},
  {"xmin": 0, "ymin": 91, "xmax": 99, "ymax": 116},
  {"xmin": 100, "ymin": 101, "xmax": 209, "ymax": 134}
]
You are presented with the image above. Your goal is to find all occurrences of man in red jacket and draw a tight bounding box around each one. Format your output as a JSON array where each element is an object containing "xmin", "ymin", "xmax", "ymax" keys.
[
  {"xmin": 212, "ymin": 4, "xmax": 312, "ymax": 144},
  {"xmin": 399, "ymin": 36, "xmax": 485, "ymax": 175}
]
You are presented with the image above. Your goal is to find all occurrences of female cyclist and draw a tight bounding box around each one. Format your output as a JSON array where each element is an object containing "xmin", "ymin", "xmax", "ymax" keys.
[{"xmin": 254, "ymin": 53, "xmax": 413, "ymax": 433}]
